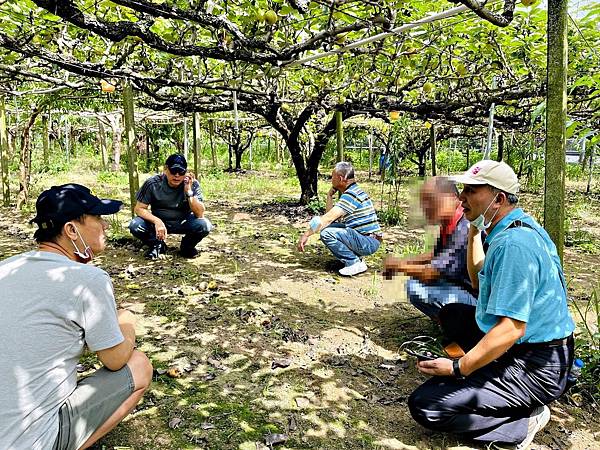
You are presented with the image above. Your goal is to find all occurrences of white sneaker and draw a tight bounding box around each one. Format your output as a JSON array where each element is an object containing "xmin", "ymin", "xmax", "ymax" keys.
[
  {"xmin": 517, "ymin": 405, "xmax": 551, "ymax": 450},
  {"xmin": 493, "ymin": 405, "xmax": 551, "ymax": 450},
  {"xmin": 339, "ymin": 260, "xmax": 367, "ymax": 276}
]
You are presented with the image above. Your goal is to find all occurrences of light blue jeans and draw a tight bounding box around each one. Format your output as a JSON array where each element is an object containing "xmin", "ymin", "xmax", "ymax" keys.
[
  {"xmin": 319, "ymin": 223, "xmax": 380, "ymax": 267},
  {"xmin": 406, "ymin": 278, "xmax": 477, "ymax": 319}
]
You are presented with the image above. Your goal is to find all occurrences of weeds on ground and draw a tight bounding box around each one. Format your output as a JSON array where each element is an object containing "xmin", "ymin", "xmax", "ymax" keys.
[
  {"xmin": 307, "ymin": 196, "xmax": 325, "ymax": 214},
  {"xmin": 572, "ymin": 288, "xmax": 600, "ymax": 403},
  {"xmin": 379, "ymin": 206, "xmax": 405, "ymax": 226}
]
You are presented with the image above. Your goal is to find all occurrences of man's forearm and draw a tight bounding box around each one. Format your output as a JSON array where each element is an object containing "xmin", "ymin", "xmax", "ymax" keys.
[
  {"xmin": 119, "ymin": 323, "xmax": 136, "ymax": 350},
  {"xmin": 403, "ymin": 252, "xmax": 434, "ymax": 265},
  {"xmin": 189, "ymin": 198, "xmax": 205, "ymax": 217},
  {"xmin": 325, "ymin": 192, "xmax": 335, "ymax": 212},
  {"xmin": 118, "ymin": 310, "xmax": 136, "ymax": 349},
  {"xmin": 467, "ymin": 227, "xmax": 484, "ymax": 290},
  {"xmin": 135, "ymin": 207, "xmax": 160, "ymax": 225},
  {"xmin": 400, "ymin": 263, "xmax": 440, "ymax": 283},
  {"xmin": 459, "ymin": 317, "xmax": 525, "ymax": 376}
]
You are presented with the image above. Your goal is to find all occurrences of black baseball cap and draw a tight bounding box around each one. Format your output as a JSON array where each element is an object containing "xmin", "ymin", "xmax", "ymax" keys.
[
  {"xmin": 165, "ymin": 154, "xmax": 187, "ymax": 172},
  {"xmin": 31, "ymin": 184, "xmax": 123, "ymax": 232}
]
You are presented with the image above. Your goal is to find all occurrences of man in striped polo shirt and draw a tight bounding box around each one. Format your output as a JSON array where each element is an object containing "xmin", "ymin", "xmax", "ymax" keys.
[{"xmin": 298, "ymin": 162, "xmax": 382, "ymax": 276}]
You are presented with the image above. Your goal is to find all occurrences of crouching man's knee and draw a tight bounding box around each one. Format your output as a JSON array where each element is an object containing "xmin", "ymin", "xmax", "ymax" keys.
[
  {"xmin": 127, "ymin": 350, "xmax": 153, "ymax": 392},
  {"xmin": 319, "ymin": 228, "xmax": 336, "ymax": 245},
  {"xmin": 189, "ymin": 217, "xmax": 212, "ymax": 236},
  {"xmin": 408, "ymin": 386, "xmax": 451, "ymax": 431},
  {"xmin": 128, "ymin": 217, "xmax": 149, "ymax": 239}
]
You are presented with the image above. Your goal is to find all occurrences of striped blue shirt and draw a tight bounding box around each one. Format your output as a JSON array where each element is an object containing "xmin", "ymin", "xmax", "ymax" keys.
[{"xmin": 336, "ymin": 183, "xmax": 381, "ymax": 235}]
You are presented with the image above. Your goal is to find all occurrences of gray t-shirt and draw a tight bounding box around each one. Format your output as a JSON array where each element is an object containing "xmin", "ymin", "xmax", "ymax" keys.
[
  {"xmin": 0, "ymin": 251, "xmax": 124, "ymax": 450},
  {"xmin": 136, "ymin": 174, "xmax": 203, "ymax": 222}
]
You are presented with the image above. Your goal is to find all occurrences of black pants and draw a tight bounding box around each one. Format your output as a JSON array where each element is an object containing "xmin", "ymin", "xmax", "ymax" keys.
[
  {"xmin": 408, "ymin": 304, "xmax": 574, "ymax": 444},
  {"xmin": 129, "ymin": 213, "xmax": 210, "ymax": 251}
]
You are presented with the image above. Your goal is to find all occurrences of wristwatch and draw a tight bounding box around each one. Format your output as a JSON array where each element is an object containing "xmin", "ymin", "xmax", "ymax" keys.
[
  {"xmin": 186, "ymin": 190, "xmax": 194, "ymax": 198},
  {"xmin": 453, "ymin": 358, "xmax": 465, "ymax": 379}
]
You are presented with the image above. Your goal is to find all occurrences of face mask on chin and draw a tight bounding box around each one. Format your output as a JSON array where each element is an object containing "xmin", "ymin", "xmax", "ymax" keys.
[
  {"xmin": 470, "ymin": 195, "xmax": 500, "ymax": 231},
  {"xmin": 68, "ymin": 223, "xmax": 94, "ymax": 263}
]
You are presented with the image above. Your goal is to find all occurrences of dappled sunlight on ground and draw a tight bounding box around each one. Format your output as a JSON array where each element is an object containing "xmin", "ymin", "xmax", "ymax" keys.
[{"xmin": 2, "ymin": 174, "xmax": 599, "ymax": 449}]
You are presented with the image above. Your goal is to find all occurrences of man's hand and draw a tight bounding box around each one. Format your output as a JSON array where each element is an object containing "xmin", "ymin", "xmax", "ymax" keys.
[
  {"xmin": 155, "ymin": 219, "xmax": 167, "ymax": 241},
  {"xmin": 327, "ymin": 187, "xmax": 337, "ymax": 197},
  {"xmin": 297, "ymin": 232, "xmax": 310, "ymax": 252},
  {"xmin": 183, "ymin": 171, "xmax": 195, "ymax": 192},
  {"xmin": 383, "ymin": 255, "xmax": 405, "ymax": 279},
  {"xmin": 417, "ymin": 357, "xmax": 454, "ymax": 377}
]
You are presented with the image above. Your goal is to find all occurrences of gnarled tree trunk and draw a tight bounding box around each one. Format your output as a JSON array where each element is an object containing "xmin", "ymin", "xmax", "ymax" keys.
[{"xmin": 17, "ymin": 105, "xmax": 44, "ymax": 209}]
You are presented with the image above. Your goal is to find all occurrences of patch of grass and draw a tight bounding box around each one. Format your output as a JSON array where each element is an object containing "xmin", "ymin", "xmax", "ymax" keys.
[
  {"xmin": 394, "ymin": 242, "xmax": 425, "ymax": 258},
  {"xmin": 307, "ymin": 196, "xmax": 325, "ymax": 214},
  {"xmin": 360, "ymin": 272, "xmax": 380, "ymax": 299},
  {"xmin": 165, "ymin": 264, "xmax": 199, "ymax": 283},
  {"xmin": 97, "ymin": 170, "xmax": 130, "ymax": 185},
  {"xmin": 572, "ymin": 288, "xmax": 600, "ymax": 402},
  {"xmin": 78, "ymin": 350, "xmax": 100, "ymax": 368},
  {"xmin": 378, "ymin": 206, "xmax": 405, "ymax": 226},
  {"xmin": 106, "ymin": 212, "xmax": 129, "ymax": 240},
  {"xmin": 566, "ymin": 229, "xmax": 600, "ymax": 254},
  {"xmin": 145, "ymin": 296, "xmax": 185, "ymax": 321}
]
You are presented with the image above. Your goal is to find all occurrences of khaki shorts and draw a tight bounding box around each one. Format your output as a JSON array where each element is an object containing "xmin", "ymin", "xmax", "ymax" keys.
[{"xmin": 53, "ymin": 365, "xmax": 134, "ymax": 450}]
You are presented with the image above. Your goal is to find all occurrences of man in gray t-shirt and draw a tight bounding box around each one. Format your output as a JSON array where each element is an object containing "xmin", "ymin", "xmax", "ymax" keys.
[
  {"xmin": 0, "ymin": 184, "xmax": 153, "ymax": 450},
  {"xmin": 129, "ymin": 153, "xmax": 212, "ymax": 259}
]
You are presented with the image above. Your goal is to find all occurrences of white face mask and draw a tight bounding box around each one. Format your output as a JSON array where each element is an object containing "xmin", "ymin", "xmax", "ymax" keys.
[
  {"xmin": 68, "ymin": 223, "xmax": 94, "ymax": 263},
  {"xmin": 470, "ymin": 195, "xmax": 500, "ymax": 231}
]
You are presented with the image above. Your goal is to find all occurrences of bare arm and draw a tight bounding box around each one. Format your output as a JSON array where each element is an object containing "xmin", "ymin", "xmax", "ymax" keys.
[
  {"xmin": 417, "ymin": 316, "xmax": 526, "ymax": 377},
  {"xmin": 467, "ymin": 225, "xmax": 485, "ymax": 290},
  {"xmin": 458, "ymin": 317, "xmax": 526, "ymax": 375},
  {"xmin": 96, "ymin": 309, "xmax": 137, "ymax": 371},
  {"xmin": 133, "ymin": 201, "xmax": 158, "ymax": 224},
  {"xmin": 383, "ymin": 251, "xmax": 435, "ymax": 280},
  {"xmin": 134, "ymin": 201, "xmax": 167, "ymax": 240},
  {"xmin": 395, "ymin": 262, "xmax": 440, "ymax": 283},
  {"xmin": 187, "ymin": 197, "xmax": 205, "ymax": 218},
  {"xmin": 184, "ymin": 176, "xmax": 206, "ymax": 218},
  {"xmin": 404, "ymin": 252, "xmax": 435, "ymax": 265},
  {"xmin": 325, "ymin": 187, "xmax": 337, "ymax": 212},
  {"xmin": 298, "ymin": 206, "xmax": 346, "ymax": 251}
]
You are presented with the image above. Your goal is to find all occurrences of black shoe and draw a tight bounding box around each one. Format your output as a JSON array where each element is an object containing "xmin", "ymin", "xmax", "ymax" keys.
[
  {"xmin": 179, "ymin": 247, "xmax": 198, "ymax": 258},
  {"xmin": 145, "ymin": 243, "xmax": 163, "ymax": 259}
]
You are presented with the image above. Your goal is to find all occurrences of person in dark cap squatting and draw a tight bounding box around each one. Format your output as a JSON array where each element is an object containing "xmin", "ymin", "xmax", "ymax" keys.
[
  {"xmin": 0, "ymin": 183, "xmax": 152, "ymax": 450},
  {"xmin": 129, "ymin": 153, "xmax": 212, "ymax": 259}
]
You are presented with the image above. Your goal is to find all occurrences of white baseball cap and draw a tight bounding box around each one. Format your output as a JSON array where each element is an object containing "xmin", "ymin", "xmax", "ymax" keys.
[{"xmin": 451, "ymin": 160, "xmax": 519, "ymax": 195}]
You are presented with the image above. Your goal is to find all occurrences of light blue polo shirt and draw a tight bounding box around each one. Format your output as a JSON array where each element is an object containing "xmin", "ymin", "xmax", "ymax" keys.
[{"xmin": 476, "ymin": 208, "xmax": 575, "ymax": 343}]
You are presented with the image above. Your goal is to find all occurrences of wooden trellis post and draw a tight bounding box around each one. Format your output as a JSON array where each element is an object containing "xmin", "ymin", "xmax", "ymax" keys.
[
  {"xmin": 544, "ymin": 0, "xmax": 568, "ymax": 261},
  {"xmin": 0, "ymin": 95, "xmax": 9, "ymax": 206},
  {"xmin": 123, "ymin": 81, "xmax": 139, "ymax": 217}
]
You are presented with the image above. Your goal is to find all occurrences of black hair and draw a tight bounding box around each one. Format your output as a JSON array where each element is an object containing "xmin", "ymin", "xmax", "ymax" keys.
[{"xmin": 33, "ymin": 215, "xmax": 86, "ymax": 244}]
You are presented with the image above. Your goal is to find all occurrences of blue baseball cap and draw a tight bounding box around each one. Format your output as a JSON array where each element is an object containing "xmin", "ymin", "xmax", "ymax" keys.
[{"xmin": 31, "ymin": 184, "xmax": 123, "ymax": 232}]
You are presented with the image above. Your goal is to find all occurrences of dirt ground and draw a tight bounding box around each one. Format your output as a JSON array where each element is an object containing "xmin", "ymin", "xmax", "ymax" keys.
[{"xmin": 1, "ymin": 172, "xmax": 599, "ymax": 450}]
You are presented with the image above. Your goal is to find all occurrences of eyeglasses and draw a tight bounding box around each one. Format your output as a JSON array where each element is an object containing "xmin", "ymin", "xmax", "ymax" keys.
[{"xmin": 169, "ymin": 168, "xmax": 186, "ymax": 176}]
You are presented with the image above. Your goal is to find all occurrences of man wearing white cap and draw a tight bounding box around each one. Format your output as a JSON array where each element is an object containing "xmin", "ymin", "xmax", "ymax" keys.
[{"xmin": 408, "ymin": 160, "xmax": 575, "ymax": 449}]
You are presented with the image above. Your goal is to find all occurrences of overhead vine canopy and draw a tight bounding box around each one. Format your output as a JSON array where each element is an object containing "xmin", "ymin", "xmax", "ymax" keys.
[
  {"xmin": 1, "ymin": 0, "xmax": 599, "ymax": 202},
  {"xmin": 0, "ymin": 1, "xmax": 525, "ymax": 100},
  {"xmin": 0, "ymin": 0, "xmax": 595, "ymax": 119}
]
